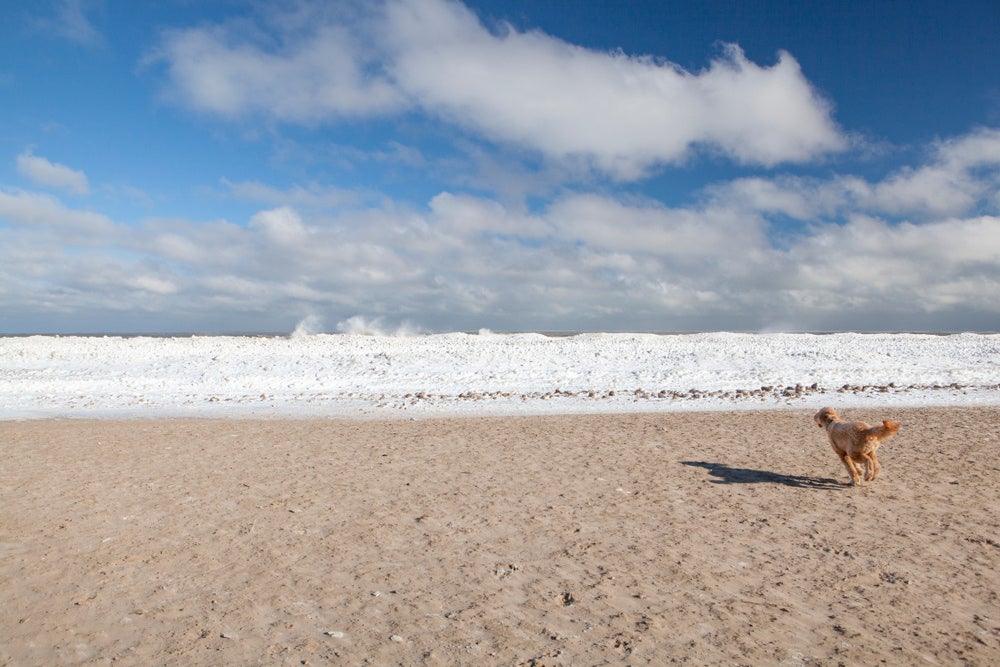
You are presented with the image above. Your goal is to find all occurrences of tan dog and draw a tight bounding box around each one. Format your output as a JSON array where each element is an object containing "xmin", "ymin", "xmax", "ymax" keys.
[{"xmin": 814, "ymin": 407, "xmax": 900, "ymax": 485}]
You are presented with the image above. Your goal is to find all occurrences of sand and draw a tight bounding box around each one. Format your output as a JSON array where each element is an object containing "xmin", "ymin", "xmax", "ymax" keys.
[{"xmin": 2, "ymin": 408, "xmax": 998, "ymax": 666}]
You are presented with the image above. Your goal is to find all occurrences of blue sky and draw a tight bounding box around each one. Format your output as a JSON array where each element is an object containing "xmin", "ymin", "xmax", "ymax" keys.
[{"xmin": 1, "ymin": 0, "xmax": 999, "ymax": 334}]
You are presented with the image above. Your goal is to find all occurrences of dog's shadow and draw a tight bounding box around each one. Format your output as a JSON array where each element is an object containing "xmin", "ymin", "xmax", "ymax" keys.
[{"xmin": 681, "ymin": 461, "xmax": 844, "ymax": 489}]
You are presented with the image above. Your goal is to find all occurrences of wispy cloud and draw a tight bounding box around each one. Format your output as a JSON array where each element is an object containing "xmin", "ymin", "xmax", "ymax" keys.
[
  {"xmin": 221, "ymin": 178, "xmax": 368, "ymax": 211},
  {"xmin": 16, "ymin": 149, "xmax": 91, "ymax": 196},
  {"xmin": 36, "ymin": 0, "xmax": 104, "ymax": 47}
]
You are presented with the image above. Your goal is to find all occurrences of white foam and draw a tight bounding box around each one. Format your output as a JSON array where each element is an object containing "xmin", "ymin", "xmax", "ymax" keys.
[
  {"xmin": 1, "ymin": 332, "xmax": 997, "ymax": 419},
  {"xmin": 290, "ymin": 314, "xmax": 325, "ymax": 338}
]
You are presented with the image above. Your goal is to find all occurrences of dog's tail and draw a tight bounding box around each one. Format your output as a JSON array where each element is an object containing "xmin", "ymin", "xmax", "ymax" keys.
[{"xmin": 866, "ymin": 419, "xmax": 900, "ymax": 441}]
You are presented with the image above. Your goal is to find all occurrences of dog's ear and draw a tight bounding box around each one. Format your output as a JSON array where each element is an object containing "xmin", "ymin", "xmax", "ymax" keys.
[{"xmin": 814, "ymin": 407, "xmax": 834, "ymax": 425}]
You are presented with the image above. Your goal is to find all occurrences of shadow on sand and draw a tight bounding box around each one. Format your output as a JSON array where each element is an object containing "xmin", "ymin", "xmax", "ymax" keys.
[{"xmin": 681, "ymin": 461, "xmax": 844, "ymax": 489}]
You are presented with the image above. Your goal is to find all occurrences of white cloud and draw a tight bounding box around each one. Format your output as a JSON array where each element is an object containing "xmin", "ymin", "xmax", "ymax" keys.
[
  {"xmin": 36, "ymin": 0, "xmax": 103, "ymax": 47},
  {"xmin": 0, "ymin": 188, "xmax": 111, "ymax": 236},
  {"xmin": 140, "ymin": 217, "xmax": 249, "ymax": 270},
  {"xmin": 705, "ymin": 176, "xmax": 824, "ymax": 219},
  {"xmin": 862, "ymin": 128, "xmax": 1000, "ymax": 217},
  {"xmin": 152, "ymin": 0, "xmax": 845, "ymax": 179},
  {"xmin": 868, "ymin": 165, "xmax": 982, "ymax": 217},
  {"xmin": 545, "ymin": 194, "xmax": 769, "ymax": 262},
  {"xmin": 787, "ymin": 214, "xmax": 1000, "ymax": 312},
  {"xmin": 387, "ymin": 4, "xmax": 844, "ymax": 177},
  {"xmin": 384, "ymin": 0, "xmax": 845, "ymax": 174},
  {"xmin": 129, "ymin": 275, "xmax": 179, "ymax": 295},
  {"xmin": 249, "ymin": 206, "xmax": 310, "ymax": 246},
  {"xmin": 427, "ymin": 192, "xmax": 543, "ymax": 238},
  {"xmin": 154, "ymin": 22, "xmax": 403, "ymax": 120},
  {"xmin": 707, "ymin": 127, "xmax": 1000, "ymax": 221},
  {"xmin": 935, "ymin": 126, "xmax": 1000, "ymax": 169},
  {"xmin": 222, "ymin": 178, "xmax": 365, "ymax": 210},
  {"xmin": 16, "ymin": 150, "xmax": 90, "ymax": 195},
  {"xmin": 2, "ymin": 125, "xmax": 999, "ymax": 332}
]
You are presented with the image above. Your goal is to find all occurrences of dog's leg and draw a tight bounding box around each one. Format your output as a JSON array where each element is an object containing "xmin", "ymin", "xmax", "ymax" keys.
[
  {"xmin": 838, "ymin": 453, "xmax": 861, "ymax": 486},
  {"xmin": 867, "ymin": 452, "xmax": 881, "ymax": 480},
  {"xmin": 850, "ymin": 456, "xmax": 867, "ymax": 485},
  {"xmin": 861, "ymin": 453, "xmax": 875, "ymax": 481}
]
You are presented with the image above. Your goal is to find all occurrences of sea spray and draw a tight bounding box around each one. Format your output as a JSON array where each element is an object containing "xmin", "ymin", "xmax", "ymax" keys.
[
  {"xmin": 291, "ymin": 314, "xmax": 325, "ymax": 338},
  {"xmin": 336, "ymin": 315, "xmax": 424, "ymax": 336}
]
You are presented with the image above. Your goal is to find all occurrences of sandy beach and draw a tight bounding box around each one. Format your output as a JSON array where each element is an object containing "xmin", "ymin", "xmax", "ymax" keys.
[{"xmin": 2, "ymin": 408, "xmax": 998, "ymax": 665}]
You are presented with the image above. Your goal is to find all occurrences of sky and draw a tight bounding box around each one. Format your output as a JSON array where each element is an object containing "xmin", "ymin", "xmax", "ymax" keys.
[{"xmin": 1, "ymin": 0, "xmax": 999, "ymax": 334}]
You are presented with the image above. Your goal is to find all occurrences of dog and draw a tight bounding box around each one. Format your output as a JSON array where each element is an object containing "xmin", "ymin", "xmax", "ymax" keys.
[{"xmin": 814, "ymin": 407, "xmax": 900, "ymax": 485}]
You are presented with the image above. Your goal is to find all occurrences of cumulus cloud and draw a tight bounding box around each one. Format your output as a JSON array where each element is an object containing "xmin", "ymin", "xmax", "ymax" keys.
[
  {"xmin": 545, "ymin": 194, "xmax": 769, "ymax": 262},
  {"xmin": 871, "ymin": 132, "xmax": 1000, "ymax": 215},
  {"xmin": 4, "ymin": 195, "xmax": 998, "ymax": 331},
  {"xmin": 869, "ymin": 165, "xmax": 981, "ymax": 217},
  {"xmin": 249, "ymin": 206, "xmax": 310, "ymax": 246},
  {"xmin": 151, "ymin": 0, "xmax": 844, "ymax": 179},
  {"xmin": 935, "ymin": 126, "xmax": 1000, "ymax": 169},
  {"xmin": 707, "ymin": 127, "xmax": 1000, "ymax": 221},
  {"xmin": 153, "ymin": 20, "xmax": 403, "ymax": 120},
  {"xmin": 16, "ymin": 150, "xmax": 90, "ymax": 195},
  {"xmin": 2, "ymin": 126, "xmax": 999, "ymax": 333},
  {"xmin": 384, "ymin": 1, "xmax": 844, "ymax": 176},
  {"xmin": 0, "ymin": 188, "xmax": 111, "ymax": 236},
  {"xmin": 788, "ymin": 215, "xmax": 1000, "ymax": 313}
]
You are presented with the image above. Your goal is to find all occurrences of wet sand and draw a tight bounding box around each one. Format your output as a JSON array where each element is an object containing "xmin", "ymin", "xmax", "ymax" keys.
[{"xmin": 2, "ymin": 408, "xmax": 999, "ymax": 665}]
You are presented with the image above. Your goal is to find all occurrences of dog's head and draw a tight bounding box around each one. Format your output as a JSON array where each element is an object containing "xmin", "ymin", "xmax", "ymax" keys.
[{"xmin": 813, "ymin": 407, "xmax": 838, "ymax": 428}]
